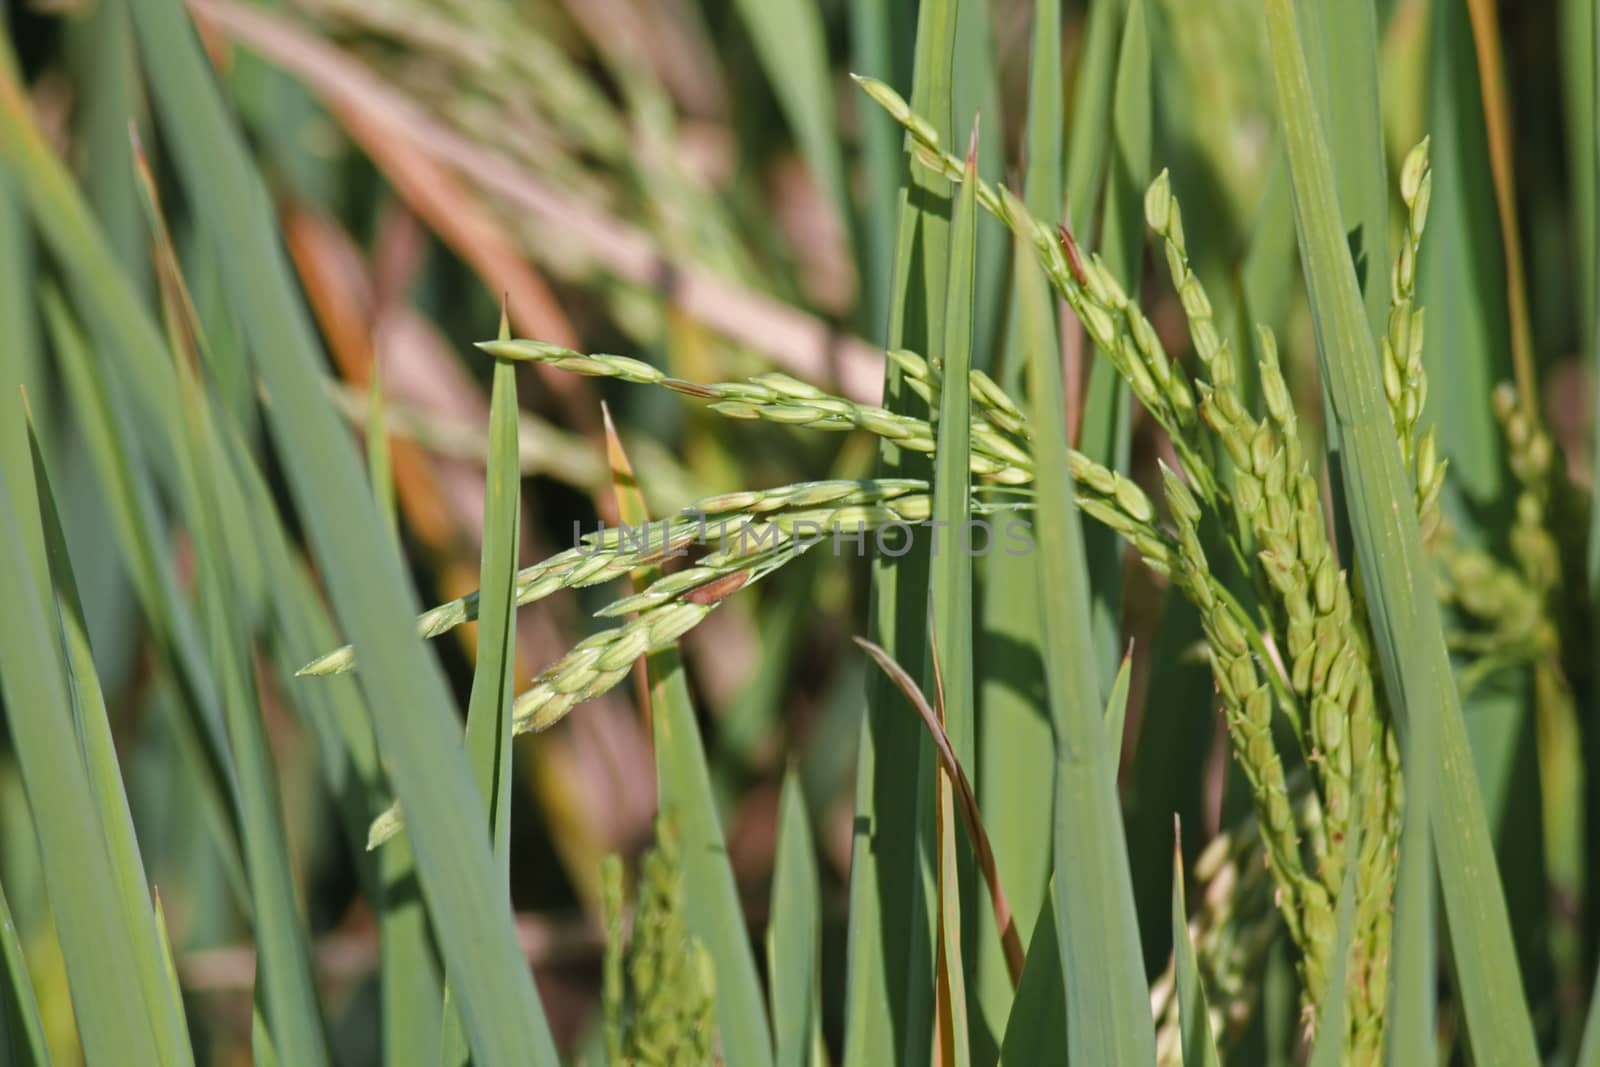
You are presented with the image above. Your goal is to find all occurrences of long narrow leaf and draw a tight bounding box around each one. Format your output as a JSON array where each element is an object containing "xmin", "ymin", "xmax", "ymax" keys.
[
  {"xmin": 115, "ymin": 1, "xmax": 561, "ymax": 1060},
  {"xmin": 768, "ymin": 769, "xmax": 821, "ymax": 1067},
  {"xmin": 25, "ymin": 407, "xmax": 193, "ymax": 1067},
  {"xmin": 0, "ymin": 428, "xmax": 167, "ymax": 1066},
  {"xmin": 997, "ymin": 888, "xmax": 1066, "ymax": 1065},
  {"xmin": 0, "ymin": 872, "xmax": 50, "ymax": 1067},
  {"xmin": 438, "ymin": 311, "xmax": 522, "ymax": 1066},
  {"xmin": 1078, "ymin": 0, "xmax": 1151, "ymax": 688},
  {"xmin": 928, "ymin": 119, "xmax": 981, "ymax": 1066},
  {"xmin": 1170, "ymin": 821, "xmax": 1220, "ymax": 1067},
  {"xmin": 1019, "ymin": 138, "xmax": 1155, "ymax": 1065},
  {"xmin": 165, "ymin": 277, "xmax": 331, "ymax": 1067},
  {"xmin": 1265, "ymin": 4, "xmax": 1539, "ymax": 1062},
  {"xmin": 976, "ymin": 0, "xmax": 1062, "ymax": 1041},
  {"xmin": 843, "ymin": 0, "xmax": 957, "ymax": 1061}
]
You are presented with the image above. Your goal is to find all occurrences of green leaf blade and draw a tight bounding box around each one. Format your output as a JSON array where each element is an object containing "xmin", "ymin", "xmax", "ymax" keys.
[
  {"xmin": 1018, "ymin": 160, "xmax": 1155, "ymax": 1066},
  {"xmin": 1265, "ymin": 3, "xmax": 1538, "ymax": 1062},
  {"xmin": 768, "ymin": 770, "xmax": 822, "ymax": 1067}
]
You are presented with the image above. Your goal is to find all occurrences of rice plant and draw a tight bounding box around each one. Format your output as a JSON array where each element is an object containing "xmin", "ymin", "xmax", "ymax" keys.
[{"xmin": 1, "ymin": 0, "xmax": 1597, "ymax": 1065}]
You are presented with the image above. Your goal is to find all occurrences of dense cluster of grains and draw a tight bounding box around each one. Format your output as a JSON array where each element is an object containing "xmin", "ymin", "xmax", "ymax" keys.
[{"xmin": 600, "ymin": 821, "xmax": 719, "ymax": 1066}]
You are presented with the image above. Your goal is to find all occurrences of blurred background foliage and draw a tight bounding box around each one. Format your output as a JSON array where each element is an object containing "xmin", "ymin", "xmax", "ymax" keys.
[{"xmin": 0, "ymin": 0, "xmax": 1595, "ymax": 1061}]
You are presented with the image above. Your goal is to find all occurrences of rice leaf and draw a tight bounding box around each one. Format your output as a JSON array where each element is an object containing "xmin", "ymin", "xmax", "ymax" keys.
[
  {"xmin": 1294, "ymin": 0, "xmax": 1388, "ymax": 337},
  {"xmin": 148, "ymin": 890, "xmax": 190, "ymax": 1045},
  {"xmin": 1169, "ymin": 821, "xmax": 1220, "ymax": 1067},
  {"xmin": 1266, "ymin": 4, "xmax": 1539, "ymax": 1061},
  {"xmin": 24, "ymin": 406, "xmax": 193, "ymax": 1067},
  {"xmin": 768, "ymin": 769, "xmax": 822, "ymax": 1067},
  {"xmin": 24, "ymin": 163, "xmax": 250, "ymax": 917},
  {"xmin": 1078, "ymin": 0, "xmax": 1151, "ymax": 688},
  {"xmin": 1064, "ymin": 0, "xmax": 1123, "ymax": 239},
  {"xmin": 952, "ymin": 0, "xmax": 1006, "ymax": 360},
  {"xmin": 855, "ymin": 637, "xmax": 1026, "ymax": 993},
  {"xmin": 0, "ymin": 851, "xmax": 51, "ymax": 1066},
  {"xmin": 928, "ymin": 118, "xmax": 981, "ymax": 1066},
  {"xmin": 1384, "ymin": 739, "xmax": 1435, "ymax": 1065},
  {"xmin": 231, "ymin": 427, "xmax": 441, "ymax": 1067},
  {"xmin": 843, "ymin": 0, "xmax": 956, "ymax": 1060},
  {"xmin": 849, "ymin": 0, "xmax": 914, "ymax": 339},
  {"xmin": 1579, "ymin": 954, "xmax": 1600, "ymax": 1067},
  {"xmin": 934, "ymin": 719, "xmax": 973, "ymax": 1067},
  {"xmin": 1564, "ymin": 0, "xmax": 1597, "ymax": 366},
  {"xmin": 164, "ymin": 270, "xmax": 331, "ymax": 1067},
  {"xmin": 1018, "ymin": 127, "xmax": 1155, "ymax": 1065},
  {"xmin": 67, "ymin": 0, "xmax": 144, "ymax": 287},
  {"xmin": 117, "ymin": 1, "xmax": 562, "ymax": 1059},
  {"xmin": 438, "ymin": 310, "xmax": 522, "ymax": 1066},
  {"xmin": 0, "ymin": 420, "xmax": 169, "ymax": 1066},
  {"xmin": 366, "ymin": 359, "xmax": 398, "ymax": 546},
  {"xmin": 1121, "ymin": 593, "xmax": 1212, "ymax": 975},
  {"xmin": 975, "ymin": 0, "xmax": 1061, "ymax": 1040},
  {"xmin": 1102, "ymin": 648, "xmax": 1133, "ymax": 756},
  {"xmin": 1461, "ymin": 0, "xmax": 1539, "ymax": 412},
  {"xmin": 997, "ymin": 888, "xmax": 1066, "ymax": 1065},
  {"xmin": 1415, "ymin": 0, "xmax": 1511, "ymax": 514}
]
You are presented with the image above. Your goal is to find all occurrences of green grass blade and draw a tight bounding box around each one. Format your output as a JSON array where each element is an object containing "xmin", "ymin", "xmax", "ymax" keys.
[
  {"xmin": 0, "ymin": 873, "xmax": 50, "ymax": 1066},
  {"xmin": 1121, "ymin": 594, "xmax": 1212, "ymax": 975},
  {"xmin": 933, "ymin": 115, "xmax": 980, "ymax": 845},
  {"xmin": 167, "ymin": 306, "xmax": 331, "ymax": 1067},
  {"xmin": 1384, "ymin": 740, "xmax": 1435, "ymax": 1064},
  {"xmin": 1170, "ymin": 823, "xmax": 1220, "ymax": 1067},
  {"xmin": 438, "ymin": 314, "xmax": 523, "ymax": 1067},
  {"xmin": 366, "ymin": 359, "xmax": 398, "ymax": 546},
  {"xmin": 24, "ymin": 409, "xmax": 193, "ymax": 1067},
  {"xmin": 1064, "ymin": 0, "xmax": 1122, "ymax": 239},
  {"xmin": 1416, "ymin": 0, "xmax": 1509, "ymax": 514},
  {"xmin": 1579, "ymin": 953, "xmax": 1600, "ymax": 1067},
  {"xmin": 976, "ymin": 1, "xmax": 1062, "ymax": 1044},
  {"xmin": 951, "ymin": 0, "xmax": 1006, "ymax": 360},
  {"xmin": 67, "ymin": 0, "xmax": 144, "ymax": 289},
  {"xmin": 1018, "ymin": 146, "xmax": 1155, "ymax": 1066},
  {"xmin": 929, "ymin": 120, "xmax": 981, "ymax": 1067},
  {"xmin": 24, "ymin": 159, "xmax": 249, "ymax": 915},
  {"xmin": 1294, "ymin": 0, "xmax": 1388, "ymax": 336},
  {"xmin": 999, "ymin": 0, "xmax": 1062, "ymax": 399},
  {"xmin": 848, "ymin": 0, "xmax": 913, "ymax": 340},
  {"xmin": 0, "ymin": 434, "xmax": 167, "ymax": 1066},
  {"xmin": 997, "ymin": 887, "xmax": 1066, "ymax": 1065},
  {"xmin": 843, "ymin": 1, "xmax": 956, "ymax": 1061},
  {"xmin": 768, "ymin": 769, "xmax": 822, "ymax": 1067},
  {"xmin": 1075, "ymin": 0, "xmax": 1150, "ymax": 696},
  {"xmin": 235, "ymin": 430, "xmax": 441, "ymax": 1067},
  {"xmin": 1564, "ymin": 0, "xmax": 1597, "ymax": 365},
  {"xmin": 1266, "ymin": 4, "xmax": 1538, "ymax": 1062},
  {"xmin": 115, "ymin": 1, "xmax": 562, "ymax": 1059},
  {"xmin": 1102, "ymin": 650, "xmax": 1133, "ymax": 755}
]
